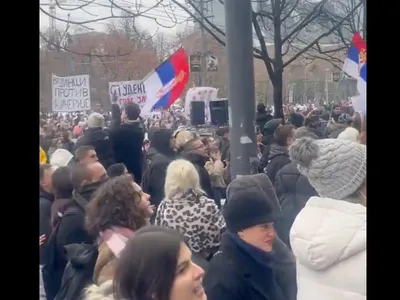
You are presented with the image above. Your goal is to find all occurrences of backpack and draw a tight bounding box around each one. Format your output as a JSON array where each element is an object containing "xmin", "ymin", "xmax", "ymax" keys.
[
  {"xmin": 41, "ymin": 193, "xmax": 89, "ymax": 300},
  {"xmin": 54, "ymin": 243, "xmax": 98, "ymax": 300}
]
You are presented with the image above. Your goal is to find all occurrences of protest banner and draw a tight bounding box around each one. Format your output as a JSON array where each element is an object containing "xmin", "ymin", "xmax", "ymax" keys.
[
  {"xmin": 52, "ymin": 74, "xmax": 91, "ymax": 112},
  {"xmin": 108, "ymin": 80, "xmax": 147, "ymax": 108}
]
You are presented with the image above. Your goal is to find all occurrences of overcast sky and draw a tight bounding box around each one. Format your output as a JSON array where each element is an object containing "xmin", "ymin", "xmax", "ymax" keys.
[{"xmin": 39, "ymin": 0, "xmax": 192, "ymax": 36}]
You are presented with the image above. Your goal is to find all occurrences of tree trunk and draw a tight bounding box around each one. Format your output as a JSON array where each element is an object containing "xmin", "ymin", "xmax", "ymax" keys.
[
  {"xmin": 273, "ymin": 70, "xmax": 284, "ymax": 119},
  {"xmin": 272, "ymin": 0, "xmax": 284, "ymax": 120}
]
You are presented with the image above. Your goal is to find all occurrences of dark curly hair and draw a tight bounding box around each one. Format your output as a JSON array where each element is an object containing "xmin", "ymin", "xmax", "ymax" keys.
[{"xmin": 85, "ymin": 175, "xmax": 148, "ymax": 236}]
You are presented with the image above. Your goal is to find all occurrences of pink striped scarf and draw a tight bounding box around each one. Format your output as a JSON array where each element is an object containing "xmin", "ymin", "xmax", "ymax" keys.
[{"xmin": 99, "ymin": 226, "xmax": 135, "ymax": 258}]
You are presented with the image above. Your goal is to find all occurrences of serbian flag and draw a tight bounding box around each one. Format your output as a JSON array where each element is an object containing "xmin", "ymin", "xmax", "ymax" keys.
[
  {"xmin": 344, "ymin": 32, "xmax": 366, "ymax": 114},
  {"xmin": 342, "ymin": 33, "xmax": 366, "ymax": 79},
  {"xmin": 141, "ymin": 48, "xmax": 189, "ymax": 115}
]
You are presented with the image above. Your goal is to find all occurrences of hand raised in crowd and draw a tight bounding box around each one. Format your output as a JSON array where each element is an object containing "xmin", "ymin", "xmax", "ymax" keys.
[
  {"xmin": 211, "ymin": 151, "xmax": 222, "ymax": 162},
  {"xmin": 39, "ymin": 235, "xmax": 46, "ymax": 246}
]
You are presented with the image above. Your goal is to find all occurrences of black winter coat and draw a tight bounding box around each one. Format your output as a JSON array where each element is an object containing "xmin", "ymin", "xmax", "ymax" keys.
[
  {"xmin": 142, "ymin": 129, "xmax": 176, "ymax": 209},
  {"xmin": 110, "ymin": 121, "xmax": 145, "ymax": 183},
  {"xmin": 39, "ymin": 189, "xmax": 54, "ymax": 265},
  {"xmin": 265, "ymin": 144, "xmax": 291, "ymax": 186},
  {"xmin": 203, "ymin": 234, "xmax": 297, "ymax": 300},
  {"xmin": 74, "ymin": 127, "xmax": 116, "ymax": 170},
  {"xmin": 274, "ymin": 162, "xmax": 318, "ymax": 248}
]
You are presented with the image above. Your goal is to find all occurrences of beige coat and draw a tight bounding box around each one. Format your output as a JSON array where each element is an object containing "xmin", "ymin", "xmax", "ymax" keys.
[{"xmin": 205, "ymin": 159, "xmax": 226, "ymax": 188}]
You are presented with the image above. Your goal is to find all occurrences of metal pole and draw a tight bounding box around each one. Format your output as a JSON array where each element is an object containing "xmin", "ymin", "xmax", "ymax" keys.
[
  {"xmin": 325, "ymin": 69, "xmax": 329, "ymax": 103},
  {"xmin": 224, "ymin": 0, "xmax": 257, "ymax": 179},
  {"xmin": 199, "ymin": 0, "xmax": 207, "ymax": 86}
]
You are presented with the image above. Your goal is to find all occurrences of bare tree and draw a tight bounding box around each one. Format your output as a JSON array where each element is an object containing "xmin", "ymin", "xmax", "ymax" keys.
[
  {"xmin": 156, "ymin": 0, "xmax": 362, "ymax": 118},
  {"xmin": 150, "ymin": 32, "xmax": 172, "ymax": 62}
]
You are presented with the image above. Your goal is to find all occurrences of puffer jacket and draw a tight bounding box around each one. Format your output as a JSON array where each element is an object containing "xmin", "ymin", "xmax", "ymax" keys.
[
  {"xmin": 84, "ymin": 281, "xmax": 114, "ymax": 300},
  {"xmin": 290, "ymin": 196, "xmax": 366, "ymax": 300}
]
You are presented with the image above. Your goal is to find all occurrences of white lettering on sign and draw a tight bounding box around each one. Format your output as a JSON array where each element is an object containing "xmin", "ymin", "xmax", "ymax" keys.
[
  {"xmin": 52, "ymin": 74, "xmax": 91, "ymax": 112},
  {"xmin": 108, "ymin": 80, "xmax": 147, "ymax": 108}
]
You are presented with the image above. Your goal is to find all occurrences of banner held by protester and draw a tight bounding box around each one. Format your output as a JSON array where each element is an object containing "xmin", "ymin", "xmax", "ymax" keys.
[{"xmin": 108, "ymin": 80, "xmax": 147, "ymax": 108}]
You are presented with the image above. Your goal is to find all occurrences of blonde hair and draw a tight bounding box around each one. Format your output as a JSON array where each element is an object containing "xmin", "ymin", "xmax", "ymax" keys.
[
  {"xmin": 164, "ymin": 159, "xmax": 203, "ymax": 198},
  {"xmin": 174, "ymin": 131, "xmax": 195, "ymax": 151},
  {"xmin": 337, "ymin": 127, "xmax": 360, "ymax": 143}
]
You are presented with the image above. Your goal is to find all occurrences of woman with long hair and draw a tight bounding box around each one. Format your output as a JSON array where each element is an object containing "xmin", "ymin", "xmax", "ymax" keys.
[{"xmin": 113, "ymin": 226, "xmax": 206, "ymax": 300}]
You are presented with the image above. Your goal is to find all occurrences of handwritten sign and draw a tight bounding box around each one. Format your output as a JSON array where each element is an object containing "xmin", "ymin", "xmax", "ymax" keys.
[
  {"xmin": 52, "ymin": 74, "xmax": 91, "ymax": 112},
  {"xmin": 108, "ymin": 80, "xmax": 147, "ymax": 108}
]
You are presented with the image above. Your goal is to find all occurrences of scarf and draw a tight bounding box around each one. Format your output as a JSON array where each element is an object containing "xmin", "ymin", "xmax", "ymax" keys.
[
  {"xmin": 100, "ymin": 226, "xmax": 135, "ymax": 258},
  {"xmin": 226, "ymin": 231, "xmax": 275, "ymax": 269}
]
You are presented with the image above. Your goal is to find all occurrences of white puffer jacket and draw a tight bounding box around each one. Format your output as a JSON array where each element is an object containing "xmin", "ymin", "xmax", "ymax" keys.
[{"xmin": 290, "ymin": 196, "xmax": 366, "ymax": 300}]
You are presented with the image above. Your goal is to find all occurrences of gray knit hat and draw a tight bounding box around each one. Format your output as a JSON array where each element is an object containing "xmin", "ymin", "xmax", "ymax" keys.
[{"xmin": 289, "ymin": 137, "xmax": 366, "ymax": 200}]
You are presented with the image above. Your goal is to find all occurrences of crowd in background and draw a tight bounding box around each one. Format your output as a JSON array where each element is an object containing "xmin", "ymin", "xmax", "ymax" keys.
[{"xmin": 39, "ymin": 99, "xmax": 366, "ymax": 300}]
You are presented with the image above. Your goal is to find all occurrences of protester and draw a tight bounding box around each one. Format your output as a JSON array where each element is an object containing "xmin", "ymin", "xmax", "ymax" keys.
[
  {"xmin": 84, "ymin": 175, "xmax": 152, "ymax": 287},
  {"xmin": 42, "ymin": 162, "xmax": 107, "ymax": 300},
  {"xmin": 289, "ymin": 137, "xmax": 366, "ymax": 300},
  {"xmin": 182, "ymin": 138, "xmax": 215, "ymax": 201},
  {"xmin": 60, "ymin": 130, "xmax": 75, "ymax": 153},
  {"xmin": 74, "ymin": 113, "xmax": 116, "ymax": 170},
  {"xmin": 107, "ymin": 163, "xmax": 128, "ymax": 177},
  {"xmin": 50, "ymin": 148, "xmax": 74, "ymax": 167},
  {"xmin": 111, "ymin": 226, "xmax": 206, "ymax": 300},
  {"xmin": 39, "ymin": 164, "xmax": 55, "ymax": 300},
  {"xmin": 174, "ymin": 130, "xmax": 195, "ymax": 153},
  {"xmin": 204, "ymin": 173, "xmax": 297, "ymax": 300},
  {"xmin": 265, "ymin": 124, "xmax": 295, "ymax": 185},
  {"xmin": 156, "ymin": 159, "xmax": 225, "ymax": 259},
  {"xmin": 202, "ymin": 137, "xmax": 227, "ymax": 201},
  {"xmin": 142, "ymin": 128, "xmax": 176, "ymax": 210},
  {"xmin": 337, "ymin": 127, "xmax": 360, "ymax": 142},
  {"xmin": 50, "ymin": 166, "xmax": 74, "ymax": 230},
  {"xmin": 274, "ymin": 127, "xmax": 319, "ymax": 248},
  {"xmin": 40, "ymin": 146, "xmax": 47, "ymax": 164},
  {"xmin": 110, "ymin": 102, "xmax": 145, "ymax": 183},
  {"xmin": 75, "ymin": 146, "xmax": 98, "ymax": 165},
  {"xmin": 39, "ymin": 164, "xmax": 55, "ymax": 266},
  {"xmin": 260, "ymin": 119, "xmax": 282, "ymax": 170},
  {"xmin": 256, "ymin": 103, "xmax": 273, "ymax": 130}
]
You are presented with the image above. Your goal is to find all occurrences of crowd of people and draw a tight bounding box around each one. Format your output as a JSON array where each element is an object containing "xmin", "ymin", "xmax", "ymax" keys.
[{"xmin": 39, "ymin": 99, "xmax": 366, "ymax": 300}]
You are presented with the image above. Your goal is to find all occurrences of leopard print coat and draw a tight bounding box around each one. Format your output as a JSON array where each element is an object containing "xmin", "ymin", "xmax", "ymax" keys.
[{"xmin": 155, "ymin": 189, "xmax": 226, "ymax": 256}]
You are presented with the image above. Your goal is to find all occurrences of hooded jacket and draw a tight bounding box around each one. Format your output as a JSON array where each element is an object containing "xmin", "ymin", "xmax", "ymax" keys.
[{"xmin": 290, "ymin": 196, "xmax": 366, "ymax": 300}]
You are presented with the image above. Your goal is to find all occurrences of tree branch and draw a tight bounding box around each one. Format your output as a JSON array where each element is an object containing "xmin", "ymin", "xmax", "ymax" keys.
[{"xmin": 283, "ymin": 1, "xmax": 362, "ymax": 68}]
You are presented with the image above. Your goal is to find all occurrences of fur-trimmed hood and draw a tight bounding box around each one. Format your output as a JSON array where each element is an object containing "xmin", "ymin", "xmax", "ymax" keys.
[{"xmin": 84, "ymin": 280, "xmax": 115, "ymax": 300}]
